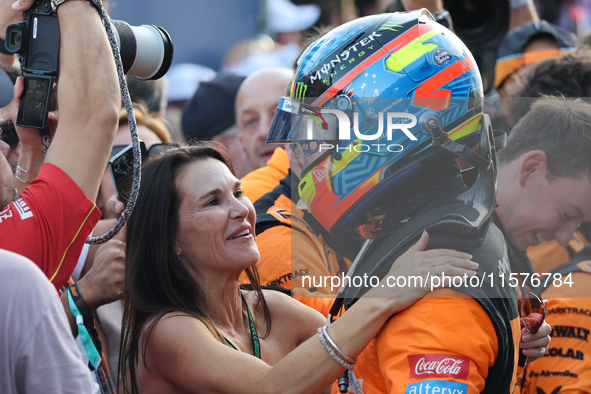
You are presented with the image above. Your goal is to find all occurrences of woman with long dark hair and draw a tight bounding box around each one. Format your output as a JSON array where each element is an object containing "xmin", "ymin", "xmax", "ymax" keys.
[{"xmin": 119, "ymin": 142, "xmax": 478, "ymax": 394}]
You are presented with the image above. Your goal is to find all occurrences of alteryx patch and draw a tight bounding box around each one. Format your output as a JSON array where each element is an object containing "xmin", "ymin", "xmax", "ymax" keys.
[{"xmin": 405, "ymin": 380, "xmax": 468, "ymax": 394}]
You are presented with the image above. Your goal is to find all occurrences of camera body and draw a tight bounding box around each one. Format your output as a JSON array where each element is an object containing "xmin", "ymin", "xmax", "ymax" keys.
[
  {"xmin": 4, "ymin": 0, "xmax": 174, "ymax": 129},
  {"xmin": 6, "ymin": 0, "xmax": 57, "ymax": 129},
  {"xmin": 6, "ymin": 0, "xmax": 60, "ymax": 76}
]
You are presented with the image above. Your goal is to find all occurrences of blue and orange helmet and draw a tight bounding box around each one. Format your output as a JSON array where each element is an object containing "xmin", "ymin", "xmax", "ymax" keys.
[{"xmin": 267, "ymin": 10, "xmax": 487, "ymax": 235}]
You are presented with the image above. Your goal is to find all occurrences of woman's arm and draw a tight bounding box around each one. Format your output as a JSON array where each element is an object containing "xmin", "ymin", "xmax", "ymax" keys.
[{"xmin": 142, "ymin": 232, "xmax": 478, "ymax": 394}]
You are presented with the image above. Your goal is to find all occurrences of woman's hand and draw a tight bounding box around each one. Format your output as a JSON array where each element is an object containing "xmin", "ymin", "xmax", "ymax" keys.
[
  {"xmin": 521, "ymin": 321, "xmax": 551, "ymax": 363},
  {"xmin": 368, "ymin": 231, "xmax": 478, "ymax": 312}
]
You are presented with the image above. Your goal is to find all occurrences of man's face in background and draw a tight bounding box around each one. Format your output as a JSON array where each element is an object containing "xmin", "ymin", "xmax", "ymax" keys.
[{"xmin": 235, "ymin": 67, "xmax": 293, "ymax": 170}]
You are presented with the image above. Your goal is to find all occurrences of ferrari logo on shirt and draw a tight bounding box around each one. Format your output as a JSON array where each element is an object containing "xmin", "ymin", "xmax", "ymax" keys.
[
  {"xmin": 0, "ymin": 206, "xmax": 13, "ymax": 223},
  {"xmin": 14, "ymin": 198, "xmax": 33, "ymax": 220}
]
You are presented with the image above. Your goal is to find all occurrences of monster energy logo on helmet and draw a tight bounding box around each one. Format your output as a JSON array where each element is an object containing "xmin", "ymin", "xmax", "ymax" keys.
[{"xmin": 294, "ymin": 82, "xmax": 308, "ymax": 102}]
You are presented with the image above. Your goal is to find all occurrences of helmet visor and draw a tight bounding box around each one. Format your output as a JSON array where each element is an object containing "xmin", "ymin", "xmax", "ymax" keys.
[{"xmin": 266, "ymin": 97, "xmax": 338, "ymax": 144}]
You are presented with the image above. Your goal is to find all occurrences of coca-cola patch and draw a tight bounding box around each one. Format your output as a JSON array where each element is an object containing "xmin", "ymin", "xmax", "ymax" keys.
[{"xmin": 408, "ymin": 354, "xmax": 470, "ymax": 380}]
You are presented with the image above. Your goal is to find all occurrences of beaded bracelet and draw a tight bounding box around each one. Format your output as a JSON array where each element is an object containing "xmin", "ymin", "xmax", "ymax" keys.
[
  {"xmin": 317, "ymin": 327, "xmax": 355, "ymax": 370},
  {"xmin": 322, "ymin": 326, "xmax": 357, "ymax": 364}
]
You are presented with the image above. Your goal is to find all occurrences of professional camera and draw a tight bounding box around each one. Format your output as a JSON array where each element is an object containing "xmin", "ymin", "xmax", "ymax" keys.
[{"xmin": 4, "ymin": 0, "xmax": 173, "ymax": 129}]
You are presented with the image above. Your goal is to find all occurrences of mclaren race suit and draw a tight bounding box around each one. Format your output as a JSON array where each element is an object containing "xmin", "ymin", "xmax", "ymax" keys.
[
  {"xmin": 239, "ymin": 171, "xmax": 364, "ymax": 316},
  {"xmin": 520, "ymin": 242, "xmax": 591, "ymax": 394},
  {"xmin": 241, "ymin": 147, "xmax": 289, "ymax": 203},
  {"xmin": 333, "ymin": 155, "xmax": 521, "ymax": 394}
]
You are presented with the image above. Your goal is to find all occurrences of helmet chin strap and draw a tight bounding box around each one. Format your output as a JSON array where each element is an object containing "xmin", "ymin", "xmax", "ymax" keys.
[
  {"xmin": 289, "ymin": 143, "xmax": 307, "ymax": 180},
  {"xmin": 423, "ymin": 116, "xmax": 492, "ymax": 171}
]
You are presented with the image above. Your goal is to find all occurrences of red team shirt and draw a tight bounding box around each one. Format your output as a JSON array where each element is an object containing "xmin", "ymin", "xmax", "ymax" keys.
[{"xmin": 0, "ymin": 163, "xmax": 101, "ymax": 290}]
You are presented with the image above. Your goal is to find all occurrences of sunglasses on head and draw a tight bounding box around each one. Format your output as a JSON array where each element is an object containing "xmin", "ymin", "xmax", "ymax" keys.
[
  {"xmin": 520, "ymin": 291, "xmax": 548, "ymax": 334},
  {"xmin": 110, "ymin": 142, "xmax": 175, "ymax": 160}
]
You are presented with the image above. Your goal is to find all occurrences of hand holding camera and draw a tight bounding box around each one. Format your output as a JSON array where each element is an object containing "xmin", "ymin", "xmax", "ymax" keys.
[
  {"xmin": 4, "ymin": 0, "xmax": 174, "ymax": 245},
  {"xmin": 5, "ymin": 0, "xmax": 173, "ymax": 129}
]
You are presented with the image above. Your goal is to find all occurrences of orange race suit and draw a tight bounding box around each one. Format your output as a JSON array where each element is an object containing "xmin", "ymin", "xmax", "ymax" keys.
[
  {"xmin": 520, "ymin": 243, "xmax": 591, "ymax": 394},
  {"xmin": 334, "ymin": 200, "xmax": 521, "ymax": 394},
  {"xmin": 240, "ymin": 171, "xmax": 364, "ymax": 316},
  {"xmin": 241, "ymin": 147, "xmax": 289, "ymax": 203}
]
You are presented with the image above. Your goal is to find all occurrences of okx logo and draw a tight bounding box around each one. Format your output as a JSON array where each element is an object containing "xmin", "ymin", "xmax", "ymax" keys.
[{"xmin": 536, "ymin": 386, "xmax": 562, "ymax": 394}]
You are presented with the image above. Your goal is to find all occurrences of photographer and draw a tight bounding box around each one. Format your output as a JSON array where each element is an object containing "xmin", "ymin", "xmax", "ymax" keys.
[{"xmin": 0, "ymin": 0, "xmax": 120, "ymax": 290}]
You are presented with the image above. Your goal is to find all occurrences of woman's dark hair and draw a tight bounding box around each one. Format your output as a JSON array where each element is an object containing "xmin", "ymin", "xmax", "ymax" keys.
[{"xmin": 118, "ymin": 141, "xmax": 270, "ymax": 394}]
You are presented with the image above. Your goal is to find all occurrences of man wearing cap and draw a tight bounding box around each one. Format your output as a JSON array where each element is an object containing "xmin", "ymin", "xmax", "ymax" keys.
[
  {"xmin": 267, "ymin": 0, "xmax": 321, "ymax": 47},
  {"xmin": 182, "ymin": 72, "xmax": 253, "ymax": 178},
  {"xmin": 166, "ymin": 63, "xmax": 216, "ymax": 143},
  {"xmin": 493, "ymin": 20, "xmax": 577, "ymax": 130}
]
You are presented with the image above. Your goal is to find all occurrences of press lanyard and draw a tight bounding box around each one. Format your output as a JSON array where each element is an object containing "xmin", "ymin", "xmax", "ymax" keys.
[{"xmin": 67, "ymin": 283, "xmax": 102, "ymax": 370}]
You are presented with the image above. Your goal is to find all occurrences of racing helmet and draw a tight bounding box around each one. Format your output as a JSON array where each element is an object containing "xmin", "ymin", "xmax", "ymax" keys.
[{"xmin": 267, "ymin": 10, "xmax": 488, "ymax": 235}]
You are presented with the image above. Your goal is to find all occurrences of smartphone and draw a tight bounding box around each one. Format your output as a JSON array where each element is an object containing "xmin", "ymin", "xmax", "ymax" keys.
[
  {"xmin": 108, "ymin": 141, "xmax": 147, "ymax": 206},
  {"xmin": 16, "ymin": 74, "xmax": 53, "ymax": 129}
]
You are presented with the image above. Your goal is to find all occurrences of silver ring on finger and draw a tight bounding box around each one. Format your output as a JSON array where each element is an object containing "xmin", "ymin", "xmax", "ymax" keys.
[{"xmin": 435, "ymin": 264, "xmax": 443, "ymax": 277}]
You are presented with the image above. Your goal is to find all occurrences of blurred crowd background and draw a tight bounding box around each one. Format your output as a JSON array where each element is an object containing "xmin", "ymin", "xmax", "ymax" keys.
[{"xmin": 110, "ymin": 0, "xmax": 591, "ymax": 90}]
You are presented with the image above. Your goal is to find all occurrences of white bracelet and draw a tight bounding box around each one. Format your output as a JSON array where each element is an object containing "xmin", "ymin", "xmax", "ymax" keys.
[
  {"xmin": 15, "ymin": 164, "xmax": 36, "ymax": 183},
  {"xmin": 317, "ymin": 327, "xmax": 355, "ymax": 370}
]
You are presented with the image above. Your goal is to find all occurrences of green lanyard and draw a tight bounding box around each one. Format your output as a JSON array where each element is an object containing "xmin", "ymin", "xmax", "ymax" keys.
[
  {"xmin": 197, "ymin": 293, "xmax": 261, "ymax": 359},
  {"xmin": 241, "ymin": 293, "xmax": 261, "ymax": 359}
]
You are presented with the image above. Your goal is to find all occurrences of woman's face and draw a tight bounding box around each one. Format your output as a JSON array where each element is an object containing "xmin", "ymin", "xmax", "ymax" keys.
[{"xmin": 174, "ymin": 158, "xmax": 259, "ymax": 276}]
